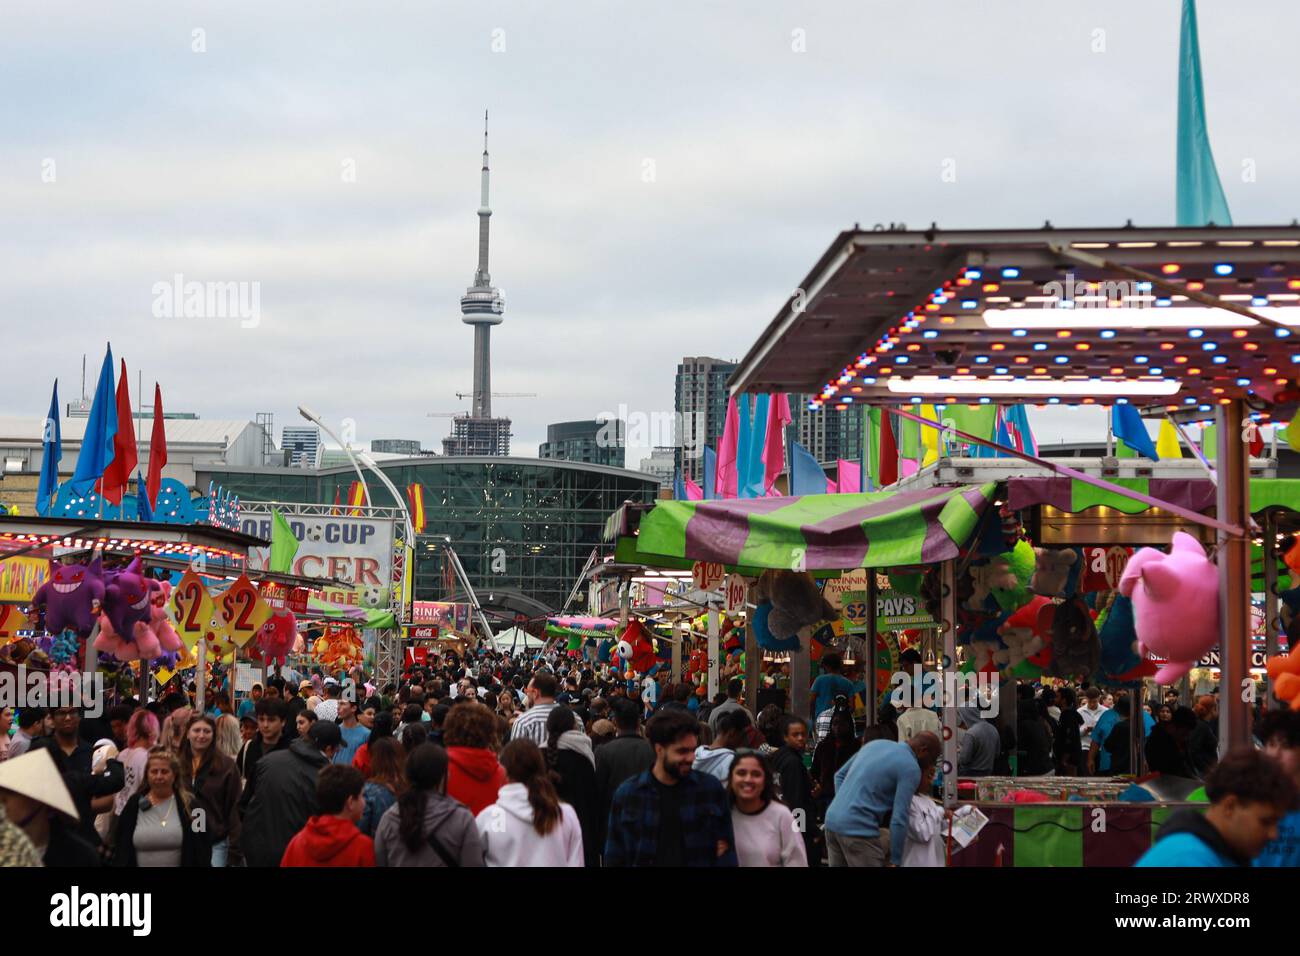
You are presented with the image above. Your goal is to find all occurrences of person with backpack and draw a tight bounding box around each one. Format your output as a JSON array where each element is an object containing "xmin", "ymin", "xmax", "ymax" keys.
[
  {"xmin": 543, "ymin": 706, "xmax": 600, "ymax": 868},
  {"xmin": 373, "ymin": 743, "xmax": 483, "ymax": 867}
]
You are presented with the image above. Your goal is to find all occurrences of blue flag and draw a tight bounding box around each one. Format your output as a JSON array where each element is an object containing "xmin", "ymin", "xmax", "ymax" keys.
[
  {"xmin": 36, "ymin": 380, "xmax": 62, "ymax": 516},
  {"xmin": 1113, "ymin": 404, "xmax": 1160, "ymax": 460},
  {"xmin": 789, "ymin": 440, "xmax": 827, "ymax": 496},
  {"xmin": 69, "ymin": 345, "xmax": 118, "ymax": 496},
  {"xmin": 703, "ymin": 445, "xmax": 717, "ymax": 500},
  {"xmin": 740, "ymin": 393, "xmax": 770, "ymax": 499},
  {"xmin": 135, "ymin": 471, "xmax": 154, "ymax": 521},
  {"xmin": 673, "ymin": 471, "xmax": 688, "ymax": 501},
  {"xmin": 1176, "ymin": 0, "xmax": 1232, "ymax": 226}
]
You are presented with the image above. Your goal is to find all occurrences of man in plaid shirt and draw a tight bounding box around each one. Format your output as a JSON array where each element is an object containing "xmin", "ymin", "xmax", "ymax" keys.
[{"xmin": 604, "ymin": 709, "xmax": 737, "ymax": 867}]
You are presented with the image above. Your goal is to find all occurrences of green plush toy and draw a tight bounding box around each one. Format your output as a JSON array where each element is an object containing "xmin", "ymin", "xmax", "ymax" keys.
[{"xmin": 991, "ymin": 540, "xmax": 1036, "ymax": 611}]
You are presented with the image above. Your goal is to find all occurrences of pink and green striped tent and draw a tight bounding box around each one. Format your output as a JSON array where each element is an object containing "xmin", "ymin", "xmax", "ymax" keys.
[{"xmin": 614, "ymin": 483, "xmax": 997, "ymax": 572}]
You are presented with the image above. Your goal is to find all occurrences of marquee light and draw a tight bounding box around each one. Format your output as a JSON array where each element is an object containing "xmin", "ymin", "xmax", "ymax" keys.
[
  {"xmin": 885, "ymin": 377, "xmax": 1182, "ymax": 397},
  {"xmin": 983, "ymin": 306, "xmax": 1300, "ymax": 330}
]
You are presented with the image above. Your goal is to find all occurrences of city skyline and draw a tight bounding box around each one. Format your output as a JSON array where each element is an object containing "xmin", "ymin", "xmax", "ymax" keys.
[{"xmin": 5, "ymin": 2, "xmax": 1299, "ymax": 468}]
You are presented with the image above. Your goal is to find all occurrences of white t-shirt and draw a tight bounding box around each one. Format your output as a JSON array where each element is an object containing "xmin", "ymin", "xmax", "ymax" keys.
[
  {"xmin": 731, "ymin": 801, "xmax": 808, "ymax": 867},
  {"xmin": 1077, "ymin": 704, "xmax": 1108, "ymax": 748},
  {"xmin": 897, "ymin": 708, "xmax": 941, "ymax": 742}
]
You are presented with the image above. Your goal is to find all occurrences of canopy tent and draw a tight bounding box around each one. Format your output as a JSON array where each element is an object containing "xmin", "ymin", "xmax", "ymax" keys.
[
  {"xmin": 489, "ymin": 627, "xmax": 546, "ymax": 652},
  {"xmin": 611, "ymin": 483, "xmax": 997, "ymax": 572}
]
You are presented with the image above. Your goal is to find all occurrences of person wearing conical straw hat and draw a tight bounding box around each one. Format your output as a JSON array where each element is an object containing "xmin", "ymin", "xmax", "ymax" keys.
[{"xmin": 0, "ymin": 748, "xmax": 99, "ymax": 866}]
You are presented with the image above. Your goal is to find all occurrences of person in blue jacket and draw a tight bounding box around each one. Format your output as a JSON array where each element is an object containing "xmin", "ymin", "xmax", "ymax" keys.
[
  {"xmin": 824, "ymin": 731, "xmax": 940, "ymax": 867},
  {"xmin": 1136, "ymin": 747, "xmax": 1296, "ymax": 867},
  {"xmin": 1253, "ymin": 709, "xmax": 1300, "ymax": 867}
]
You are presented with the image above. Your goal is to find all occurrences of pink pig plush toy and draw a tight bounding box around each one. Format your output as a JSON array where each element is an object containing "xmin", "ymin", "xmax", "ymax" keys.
[{"xmin": 1118, "ymin": 531, "xmax": 1219, "ymax": 684}]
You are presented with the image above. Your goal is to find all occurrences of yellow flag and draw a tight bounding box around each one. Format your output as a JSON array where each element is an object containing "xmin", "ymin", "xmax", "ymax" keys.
[
  {"xmin": 920, "ymin": 404, "xmax": 941, "ymax": 466},
  {"xmin": 1156, "ymin": 419, "xmax": 1183, "ymax": 459}
]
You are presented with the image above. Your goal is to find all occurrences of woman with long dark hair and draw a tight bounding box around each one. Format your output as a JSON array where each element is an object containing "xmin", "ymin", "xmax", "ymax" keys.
[
  {"xmin": 177, "ymin": 714, "xmax": 241, "ymax": 867},
  {"xmin": 358, "ymin": 736, "xmax": 405, "ymax": 837},
  {"xmin": 726, "ymin": 750, "xmax": 807, "ymax": 867},
  {"xmin": 112, "ymin": 748, "xmax": 210, "ymax": 867},
  {"xmin": 476, "ymin": 739, "xmax": 583, "ymax": 866},
  {"xmin": 543, "ymin": 706, "xmax": 600, "ymax": 867},
  {"xmin": 372, "ymin": 743, "xmax": 483, "ymax": 867},
  {"xmin": 352, "ymin": 711, "xmax": 394, "ymax": 778}
]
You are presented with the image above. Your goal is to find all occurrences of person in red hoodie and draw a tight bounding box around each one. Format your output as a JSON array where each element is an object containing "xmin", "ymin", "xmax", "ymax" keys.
[
  {"xmin": 280, "ymin": 765, "xmax": 375, "ymax": 867},
  {"xmin": 443, "ymin": 701, "xmax": 508, "ymax": 815}
]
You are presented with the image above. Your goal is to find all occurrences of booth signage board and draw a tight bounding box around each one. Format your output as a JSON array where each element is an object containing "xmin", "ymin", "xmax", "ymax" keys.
[
  {"xmin": 412, "ymin": 601, "xmax": 470, "ymax": 631},
  {"xmin": 843, "ymin": 588, "xmax": 936, "ymax": 632},
  {"xmin": 234, "ymin": 662, "xmax": 261, "ymax": 694},
  {"xmin": 0, "ymin": 555, "xmax": 48, "ymax": 602},
  {"xmin": 405, "ymin": 625, "xmax": 440, "ymax": 639},
  {"xmin": 821, "ymin": 568, "xmax": 869, "ymax": 611},
  {"xmin": 240, "ymin": 511, "xmax": 395, "ymax": 608}
]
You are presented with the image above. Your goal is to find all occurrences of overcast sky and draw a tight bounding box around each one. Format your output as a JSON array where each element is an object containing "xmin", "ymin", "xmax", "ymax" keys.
[{"xmin": 3, "ymin": 1, "xmax": 1295, "ymax": 468}]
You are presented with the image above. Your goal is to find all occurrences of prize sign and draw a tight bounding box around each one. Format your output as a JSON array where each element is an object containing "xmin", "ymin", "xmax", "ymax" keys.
[
  {"xmin": 217, "ymin": 574, "xmax": 273, "ymax": 648},
  {"xmin": 842, "ymin": 589, "xmax": 870, "ymax": 634},
  {"xmin": 692, "ymin": 561, "xmax": 725, "ymax": 591},
  {"xmin": 724, "ymin": 575, "xmax": 748, "ymax": 613},
  {"xmin": 172, "ymin": 571, "xmax": 216, "ymax": 651}
]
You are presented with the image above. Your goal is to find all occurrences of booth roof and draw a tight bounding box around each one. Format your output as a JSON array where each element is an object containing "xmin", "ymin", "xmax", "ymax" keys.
[
  {"xmin": 1007, "ymin": 476, "xmax": 1300, "ymax": 517},
  {"xmin": 727, "ymin": 224, "xmax": 1300, "ymax": 416},
  {"xmin": 613, "ymin": 483, "xmax": 996, "ymax": 572}
]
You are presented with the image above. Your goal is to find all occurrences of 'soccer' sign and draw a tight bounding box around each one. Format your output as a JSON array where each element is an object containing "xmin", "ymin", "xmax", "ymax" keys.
[{"xmin": 240, "ymin": 512, "xmax": 394, "ymax": 607}]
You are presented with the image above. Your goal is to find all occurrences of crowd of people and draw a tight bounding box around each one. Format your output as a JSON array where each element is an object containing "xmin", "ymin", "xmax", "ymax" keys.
[{"xmin": 1, "ymin": 643, "xmax": 1297, "ymax": 869}]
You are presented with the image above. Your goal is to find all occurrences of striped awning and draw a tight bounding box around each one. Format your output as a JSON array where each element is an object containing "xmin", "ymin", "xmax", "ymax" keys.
[{"xmin": 625, "ymin": 483, "xmax": 997, "ymax": 572}]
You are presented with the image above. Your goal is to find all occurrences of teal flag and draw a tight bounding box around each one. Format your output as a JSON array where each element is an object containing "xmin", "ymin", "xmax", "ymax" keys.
[{"xmin": 1176, "ymin": 0, "xmax": 1232, "ymax": 226}]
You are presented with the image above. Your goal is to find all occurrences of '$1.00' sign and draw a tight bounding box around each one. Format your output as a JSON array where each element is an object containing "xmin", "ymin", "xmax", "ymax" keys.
[{"xmin": 692, "ymin": 562, "xmax": 725, "ymax": 591}]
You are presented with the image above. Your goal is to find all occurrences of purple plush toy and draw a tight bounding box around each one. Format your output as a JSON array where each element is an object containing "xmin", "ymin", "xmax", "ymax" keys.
[
  {"xmin": 101, "ymin": 557, "xmax": 153, "ymax": 640},
  {"xmin": 31, "ymin": 556, "xmax": 106, "ymax": 636}
]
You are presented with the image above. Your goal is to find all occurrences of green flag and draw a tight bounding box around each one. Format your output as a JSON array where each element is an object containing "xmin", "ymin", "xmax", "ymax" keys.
[
  {"xmin": 270, "ymin": 508, "xmax": 299, "ymax": 573},
  {"xmin": 1176, "ymin": 0, "xmax": 1232, "ymax": 226},
  {"xmin": 898, "ymin": 405, "xmax": 921, "ymax": 462}
]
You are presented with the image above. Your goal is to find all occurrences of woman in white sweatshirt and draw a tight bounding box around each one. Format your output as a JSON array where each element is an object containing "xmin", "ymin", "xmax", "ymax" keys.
[
  {"xmin": 474, "ymin": 739, "xmax": 584, "ymax": 867},
  {"xmin": 727, "ymin": 751, "xmax": 808, "ymax": 867}
]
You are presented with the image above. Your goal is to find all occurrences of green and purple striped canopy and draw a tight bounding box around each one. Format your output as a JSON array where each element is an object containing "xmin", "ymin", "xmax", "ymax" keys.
[{"xmin": 628, "ymin": 483, "xmax": 997, "ymax": 571}]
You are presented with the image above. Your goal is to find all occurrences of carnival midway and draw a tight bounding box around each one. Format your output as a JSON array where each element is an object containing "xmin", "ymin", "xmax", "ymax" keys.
[{"xmin": 2, "ymin": 5, "xmax": 1299, "ymax": 926}]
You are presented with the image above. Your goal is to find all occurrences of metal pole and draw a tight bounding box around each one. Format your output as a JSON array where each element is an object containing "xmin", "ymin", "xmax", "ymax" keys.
[
  {"xmin": 864, "ymin": 572, "xmax": 878, "ymax": 730},
  {"xmin": 196, "ymin": 638, "xmax": 207, "ymax": 713},
  {"xmin": 707, "ymin": 603, "xmax": 720, "ymax": 701},
  {"xmin": 940, "ymin": 560, "xmax": 958, "ymax": 810},
  {"xmin": 298, "ymin": 406, "xmax": 371, "ymax": 506},
  {"xmin": 744, "ymin": 585, "xmax": 760, "ymax": 717},
  {"xmin": 1216, "ymin": 400, "xmax": 1252, "ymax": 752},
  {"xmin": 1263, "ymin": 512, "xmax": 1280, "ymax": 711}
]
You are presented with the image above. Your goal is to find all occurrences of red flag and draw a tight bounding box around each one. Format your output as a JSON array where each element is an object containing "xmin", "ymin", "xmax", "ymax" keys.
[
  {"xmin": 331, "ymin": 487, "xmax": 341, "ymax": 516},
  {"xmin": 1250, "ymin": 429, "xmax": 1264, "ymax": 458},
  {"xmin": 96, "ymin": 359, "xmax": 137, "ymax": 504},
  {"xmin": 878, "ymin": 411, "xmax": 899, "ymax": 487},
  {"xmin": 145, "ymin": 383, "xmax": 167, "ymax": 509},
  {"xmin": 347, "ymin": 481, "xmax": 366, "ymax": 515},
  {"xmin": 407, "ymin": 483, "xmax": 427, "ymax": 532}
]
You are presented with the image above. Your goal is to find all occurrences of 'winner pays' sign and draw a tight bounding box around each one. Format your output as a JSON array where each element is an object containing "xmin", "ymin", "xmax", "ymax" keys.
[{"xmin": 241, "ymin": 513, "xmax": 394, "ymax": 588}]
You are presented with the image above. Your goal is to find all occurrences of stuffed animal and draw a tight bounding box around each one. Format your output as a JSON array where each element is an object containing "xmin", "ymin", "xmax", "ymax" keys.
[
  {"xmin": 1265, "ymin": 645, "xmax": 1300, "ymax": 710},
  {"xmin": 0, "ymin": 605, "xmax": 28, "ymax": 642},
  {"xmin": 101, "ymin": 558, "xmax": 153, "ymax": 642},
  {"xmin": 755, "ymin": 570, "xmax": 836, "ymax": 640},
  {"xmin": 996, "ymin": 596, "xmax": 1052, "ymax": 669},
  {"xmin": 1119, "ymin": 532, "xmax": 1220, "ymax": 684},
  {"xmin": 255, "ymin": 608, "xmax": 298, "ymax": 668},
  {"xmin": 752, "ymin": 601, "xmax": 801, "ymax": 652},
  {"xmin": 991, "ymin": 540, "xmax": 1036, "ymax": 611},
  {"xmin": 1045, "ymin": 597, "xmax": 1101, "ymax": 679},
  {"xmin": 1031, "ymin": 548, "xmax": 1080, "ymax": 597},
  {"xmin": 615, "ymin": 619, "xmax": 659, "ymax": 674},
  {"xmin": 31, "ymin": 556, "xmax": 105, "ymax": 636},
  {"xmin": 963, "ymin": 612, "xmax": 1009, "ymax": 673},
  {"xmin": 968, "ymin": 558, "xmax": 1016, "ymax": 610},
  {"xmin": 147, "ymin": 580, "xmax": 183, "ymax": 653},
  {"xmin": 1095, "ymin": 592, "xmax": 1157, "ymax": 683}
]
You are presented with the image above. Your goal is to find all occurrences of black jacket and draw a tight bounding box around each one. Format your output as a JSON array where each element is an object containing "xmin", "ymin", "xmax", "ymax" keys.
[
  {"xmin": 1189, "ymin": 720, "xmax": 1219, "ymax": 777},
  {"xmin": 241, "ymin": 738, "xmax": 328, "ymax": 867},
  {"xmin": 43, "ymin": 819, "xmax": 103, "ymax": 867},
  {"xmin": 189, "ymin": 751, "xmax": 243, "ymax": 850},
  {"xmin": 594, "ymin": 734, "xmax": 654, "ymax": 848},
  {"xmin": 548, "ymin": 748, "xmax": 601, "ymax": 868},
  {"xmin": 237, "ymin": 733, "xmax": 292, "ymax": 813},
  {"xmin": 1015, "ymin": 716, "xmax": 1055, "ymax": 776},
  {"xmin": 1054, "ymin": 708, "xmax": 1083, "ymax": 773},
  {"xmin": 1146, "ymin": 723, "xmax": 1198, "ymax": 778},
  {"xmin": 112, "ymin": 792, "xmax": 212, "ymax": 868},
  {"xmin": 34, "ymin": 738, "xmax": 124, "ymax": 846}
]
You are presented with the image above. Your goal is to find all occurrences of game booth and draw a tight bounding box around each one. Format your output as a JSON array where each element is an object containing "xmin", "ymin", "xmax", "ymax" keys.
[{"xmin": 602, "ymin": 224, "xmax": 1300, "ymax": 865}]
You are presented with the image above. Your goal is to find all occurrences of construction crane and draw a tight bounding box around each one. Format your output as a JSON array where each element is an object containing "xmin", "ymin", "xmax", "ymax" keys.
[{"xmin": 453, "ymin": 391, "xmax": 537, "ymax": 401}]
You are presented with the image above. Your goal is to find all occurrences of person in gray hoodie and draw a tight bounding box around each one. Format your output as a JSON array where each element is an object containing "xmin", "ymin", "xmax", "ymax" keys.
[
  {"xmin": 956, "ymin": 706, "xmax": 999, "ymax": 778},
  {"xmin": 373, "ymin": 743, "xmax": 484, "ymax": 867},
  {"xmin": 693, "ymin": 709, "xmax": 751, "ymax": 782}
]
